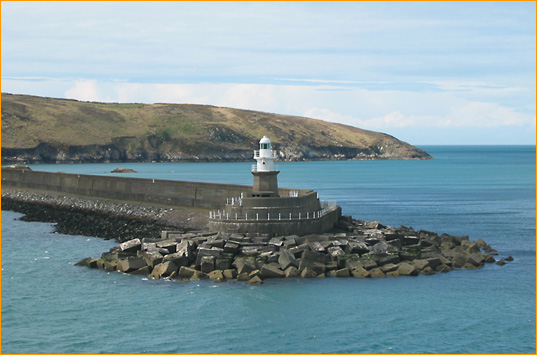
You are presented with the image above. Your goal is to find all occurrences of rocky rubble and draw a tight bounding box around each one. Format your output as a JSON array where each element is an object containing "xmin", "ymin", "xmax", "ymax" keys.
[{"xmin": 76, "ymin": 216, "xmax": 511, "ymax": 285}]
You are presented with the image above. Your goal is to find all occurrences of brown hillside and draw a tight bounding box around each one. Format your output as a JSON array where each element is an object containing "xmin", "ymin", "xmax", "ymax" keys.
[{"xmin": 1, "ymin": 93, "xmax": 431, "ymax": 163}]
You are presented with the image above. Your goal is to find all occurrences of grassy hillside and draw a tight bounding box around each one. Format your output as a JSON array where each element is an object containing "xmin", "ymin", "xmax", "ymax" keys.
[{"xmin": 1, "ymin": 93, "xmax": 431, "ymax": 163}]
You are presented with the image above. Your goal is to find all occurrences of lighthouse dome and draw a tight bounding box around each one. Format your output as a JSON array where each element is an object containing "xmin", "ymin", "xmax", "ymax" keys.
[
  {"xmin": 260, "ymin": 136, "xmax": 271, "ymax": 144},
  {"xmin": 259, "ymin": 136, "xmax": 271, "ymax": 150}
]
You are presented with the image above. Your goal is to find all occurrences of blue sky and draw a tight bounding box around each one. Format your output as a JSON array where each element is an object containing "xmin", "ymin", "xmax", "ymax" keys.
[{"xmin": 2, "ymin": 1, "xmax": 535, "ymax": 145}]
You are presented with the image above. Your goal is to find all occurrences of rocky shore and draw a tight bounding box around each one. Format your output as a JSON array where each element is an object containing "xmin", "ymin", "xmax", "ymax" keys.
[{"xmin": 75, "ymin": 217, "xmax": 511, "ymax": 285}]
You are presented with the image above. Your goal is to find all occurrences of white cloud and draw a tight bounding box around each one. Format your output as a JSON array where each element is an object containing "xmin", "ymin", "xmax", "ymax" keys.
[
  {"xmin": 64, "ymin": 80, "xmax": 102, "ymax": 102},
  {"xmin": 304, "ymin": 102, "xmax": 534, "ymax": 130}
]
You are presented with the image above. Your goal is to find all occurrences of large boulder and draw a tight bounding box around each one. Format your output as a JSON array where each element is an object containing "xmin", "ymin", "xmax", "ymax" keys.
[
  {"xmin": 397, "ymin": 262, "xmax": 419, "ymax": 276},
  {"xmin": 351, "ymin": 267, "xmax": 370, "ymax": 278},
  {"xmin": 302, "ymin": 250, "xmax": 327, "ymax": 264},
  {"xmin": 149, "ymin": 261, "xmax": 178, "ymax": 279},
  {"xmin": 451, "ymin": 255, "xmax": 469, "ymax": 268},
  {"xmin": 117, "ymin": 257, "xmax": 146, "ymax": 273},
  {"xmin": 247, "ymin": 276, "xmax": 264, "ymax": 285},
  {"xmin": 233, "ymin": 257, "xmax": 257, "ymax": 275},
  {"xmin": 327, "ymin": 246, "xmax": 346, "ymax": 260},
  {"xmin": 207, "ymin": 270, "xmax": 224, "ymax": 280},
  {"xmin": 260, "ymin": 264, "xmax": 285, "ymax": 278},
  {"xmin": 143, "ymin": 251, "xmax": 163, "ymax": 268},
  {"xmin": 300, "ymin": 267, "xmax": 317, "ymax": 278},
  {"xmin": 278, "ymin": 249, "xmax": 298, "ymax": 270},
  {"xmin": 345, "ymin": 241, "xmax": 369, "ymax": 255},
  {"xmin": 200, "ymin": 256, "xmax": 215, "ymax": 273},
  {"xmin": 284, "ymin": 266, "xmax": 300, "ymax": 278},
  {"xmin": 335, "ymin": 268, "xmax": 350, "ymax": 277},
  {"xmin": 120, "ymin": 238, "xmax": 142, "ymax": 253},
  {"xmin": 369, "ymin": 267, "xmax": 386, "ymax": 278},
  {"xmin": 178, "ymin": 266, "xmax": 197, "ymax": 278}
]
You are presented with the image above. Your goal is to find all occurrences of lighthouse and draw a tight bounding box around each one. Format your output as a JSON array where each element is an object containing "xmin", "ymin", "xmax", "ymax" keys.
[{"xmin": 250, "ymin": 136, "xmax": 280, "ymax": 197}]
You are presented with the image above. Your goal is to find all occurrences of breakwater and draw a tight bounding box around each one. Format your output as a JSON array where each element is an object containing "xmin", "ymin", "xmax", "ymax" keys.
[
  {"xmin": 1, "ymin": 167, "xmax": 297, "ymax": 209},
  {"xmin": 1, "ymin": 188, "xmax": 207, "ymax": 242},
  {"xmin": 76, "ymin": 217, "xmax": 510, "ymax": 284}
]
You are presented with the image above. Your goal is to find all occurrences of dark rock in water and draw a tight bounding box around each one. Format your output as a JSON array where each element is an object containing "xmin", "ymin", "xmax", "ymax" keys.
[
  {"xmin": 420, "ymin": 266, "xmax": 436, "ymax": 275},
  {"xmin": 369, "ymin": 267, "xmax": 386, "ymax": 278},
  {"xmin": 397, "ymin": 262, "xmax": 419, "ymax": 276},
  {"xmin": 505, "ymin": 256, "xmax": 514, "ymax": 262},
  {"xmin": 260, "ymin": 264, "xmax": 284, "ymax": 278},
  {"xmin": 143, "ymin": 251, "xmax": 163, "ymax": 268},
  {"xmin": 284, "ymin": 266, "xmax": 300, "ymax": 278},
  {"xmin": 150, "ymin": 261, "xmax": 178, "ymax": 279},
  {"xmin": 223, "ymin": 269, "xmax": 237, "ymax": 279},
  {"xmin": 335, "ymin": 268, "xmax": 350, "ymax": 277},
  {"xmin": 208, "ymin": 270, "xmax": 224, "ymax": 280},
  {"xmin": 300, "ymin": 267, "xmax": 317, "ymax": 278},
  {"xmin": 75, "ymin": 257, "xmax": 92, "ymax": 267},
  {"xmin": 233, "ymin": 257, "xmax": 256, "ymax": 275},
  {"xmin": 130, "ymin": 266, "xmax": 151, "ymax": 275},
  {"xmin": 247, "ymin": 276, "xmax": 263, "ymax": 285},
  {"xmin": 178, "ymin": 266, "xmax": 197, "ymax": 278},
  {"xmin": 451, "ymin": 255, "xmax": 469, "ymax": 269},
  {"xmin": 496, "ymin": 259, "xmax": 506, "ymax": 266},
  {"xmin": 117, "ymin": 257, "xmax": 146, "ymax": 273},
  {"xmin": 351, "ymin": 267, "xmax": 370, "ymax": 278},
  {"xmin": 111, "ymin": 168, "xmax": 137, "ymax": 173}
]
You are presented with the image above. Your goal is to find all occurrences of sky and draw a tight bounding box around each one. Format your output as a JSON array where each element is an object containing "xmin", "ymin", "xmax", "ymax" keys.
[{"xmin": 1, "ymin": 1, "xmax": 535, "ymax": 145}]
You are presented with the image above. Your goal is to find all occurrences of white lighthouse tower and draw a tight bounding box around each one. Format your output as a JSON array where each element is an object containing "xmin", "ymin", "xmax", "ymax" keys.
[
  {"xmin": 254, "ymin": 136, "xmax": 277, "ymax": 172},
  {"xmin": 250, "ymin": 136, "xmax": 280, "ymax": 197}
]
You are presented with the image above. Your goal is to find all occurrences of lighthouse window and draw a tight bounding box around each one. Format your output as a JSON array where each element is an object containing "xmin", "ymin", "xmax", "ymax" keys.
[{"xmin": 260, "ymin": 143, "xmax": 271, "ymax": 149}]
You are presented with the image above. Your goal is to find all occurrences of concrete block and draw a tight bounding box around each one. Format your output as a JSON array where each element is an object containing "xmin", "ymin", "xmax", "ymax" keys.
[
  {"xmin": 278, "ymin": 249, "xmax": 298, "ymax": 270},
  {"xmin": 397, "ymin": 262, "xmax": 419, "ymax": 276},
  {"xmin": 369, "ymin": 267, "xmax": 386, "ymax": 278},
  {"xmin": 200, "ymin": 256, "xmax": 215, "ymax": 273},
  {"xmin": 302, "ymin": 250, "xmax": 327, "ymax": 264},
  {"xmin": 307, "ymin": 240, "xmax": 326, "ymax": 253},
  {"xmin": 149, "ymin": 261, "xmax": 178, "ymax": 279},
  {"xmin": 120, "ymin": 238, "xmax": 142, "ymax": 253},
  {"xmin": 260, "ymin": 264, "xmax": 284, "ymax": 278},
  {"xmin": 351, "ymin": 267, "xmax": 370, "ymax": 278},
  {"xmin": 327, "ymin": 246, "xmax": 345, "ymax": 260},
  {"xmin": 335, "ymin": 268, "xmax": 350, "ymax": 277},
  {"xmin": 142, "ymin": 251, "xmax": 163, "ymax": 268},
  {"xmin": 345, "ymin": 241, "xmax": 368, "ymax": 255},
  {"xmin": 178, "ymin": 266, "xmax": 197, "ymax": 278},
  {"xmin": 117, "ymin": 257, "xmax": 146, "ymax": 273},
  {"xmin": 223, "ymin": 269, "xmax": 237, "ymax": 279},
  {"xmin": 284, "ymin": 266, "xmax": 300, "ymax": 278}
]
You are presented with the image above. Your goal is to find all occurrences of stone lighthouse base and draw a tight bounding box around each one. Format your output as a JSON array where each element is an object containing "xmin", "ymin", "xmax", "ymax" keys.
[{"xmin": 209, "ymin": 204, "xmax": 341, "ymax": 237}]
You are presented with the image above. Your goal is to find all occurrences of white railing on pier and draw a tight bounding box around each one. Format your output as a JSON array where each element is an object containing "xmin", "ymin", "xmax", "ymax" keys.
[
  {"xmin": 288, "ymin": 190, "xmax": 299, "ymax": 197},
  {"xmin": 208, "ymin": 204, "xmax": 338, "ymax": 222},
  {"xmin": 226, "ymin": 197, "xmax": 242, "ymax": 206}
]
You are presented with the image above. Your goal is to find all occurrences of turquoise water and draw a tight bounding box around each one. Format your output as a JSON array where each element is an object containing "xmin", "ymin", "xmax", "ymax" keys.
[{"xmin": 2, "ymin": 146, "xmax": 535, "ymax": 353}]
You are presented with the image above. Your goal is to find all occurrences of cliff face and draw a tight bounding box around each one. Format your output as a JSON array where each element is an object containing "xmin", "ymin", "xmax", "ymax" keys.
[{"xmin": 1, "ymin": 93, "xmax": 431, "ymax": 163}]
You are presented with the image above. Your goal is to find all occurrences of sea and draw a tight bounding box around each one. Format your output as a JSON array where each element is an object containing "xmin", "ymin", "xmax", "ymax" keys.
[{"xmin": 1, "ymin": 145, "xmax": 535, "ymax": 354}]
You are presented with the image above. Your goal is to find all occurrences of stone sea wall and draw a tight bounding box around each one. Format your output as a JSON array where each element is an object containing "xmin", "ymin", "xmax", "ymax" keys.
[{"xmin": 76, "ymin": 217, "xmax": 512, "ymax": 285}]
